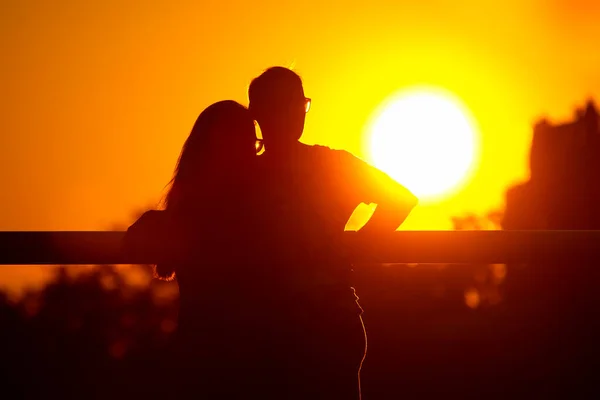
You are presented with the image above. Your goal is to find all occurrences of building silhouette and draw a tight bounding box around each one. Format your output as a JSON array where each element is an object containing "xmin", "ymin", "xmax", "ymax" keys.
[{"xmin": 504, "ymin": 100, "xmax": 600, "ymax": 229}]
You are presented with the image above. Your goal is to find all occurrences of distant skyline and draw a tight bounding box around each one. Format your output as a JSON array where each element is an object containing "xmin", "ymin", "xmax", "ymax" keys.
[{"xmin": 2, "ymin": 0, "xmax": 600, "ymax": 292}]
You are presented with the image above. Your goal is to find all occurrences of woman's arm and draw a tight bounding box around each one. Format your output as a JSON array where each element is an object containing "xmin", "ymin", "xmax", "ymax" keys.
[{"xmin": 123, "ymin": 210, "xmax": 168, "ymax": 261}]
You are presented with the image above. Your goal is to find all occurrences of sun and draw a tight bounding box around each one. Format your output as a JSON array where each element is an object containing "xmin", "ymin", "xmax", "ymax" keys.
[{"xmin": 367, "ymin": 87, "xmax": 479, "ymax": 202}]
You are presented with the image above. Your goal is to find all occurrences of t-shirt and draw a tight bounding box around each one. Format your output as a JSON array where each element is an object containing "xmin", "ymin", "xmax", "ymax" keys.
[{"xmin": 256, "ymin": 143, "xmax": 415, "ymax": 303}]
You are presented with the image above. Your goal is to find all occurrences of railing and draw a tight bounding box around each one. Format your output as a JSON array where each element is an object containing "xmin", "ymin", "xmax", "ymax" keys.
[{"xmin": 1, "ymin": 230, "xmax": 599, "ymax": 265}]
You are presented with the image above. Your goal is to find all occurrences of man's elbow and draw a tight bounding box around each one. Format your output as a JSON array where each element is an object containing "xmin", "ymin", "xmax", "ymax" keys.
[
  {"xmin": 407, "ymin": 191, "xmax": 419, "ymax": 208},
  {"xmin": 394, "ymin": 192, "xmax": 419, "ymax": 223},
  {"xmin": 398, "ymin": 198, "xmax": 417, "ymax": 222},
  {"xmin": 397, "ymin": 189, "xmax": 419, "ymax": 215},
  {"xmin": 382, "ymin": 194, "xmax": 418, "ymax": 225}
]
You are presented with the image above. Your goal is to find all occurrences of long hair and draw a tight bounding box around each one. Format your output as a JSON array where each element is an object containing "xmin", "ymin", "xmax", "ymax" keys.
[{"xmin": 155, "ymin": 100, "xmax": 256, "ymax": 280}]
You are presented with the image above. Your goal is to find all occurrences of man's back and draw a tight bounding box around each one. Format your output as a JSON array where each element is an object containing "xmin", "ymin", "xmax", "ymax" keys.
[
  {"xmin": 261, "ymin": 142, "xmax": 414, "ymax": 235},
  {"xmin": 257, "ymin": 143, "xmax": 414, "ymax": 298},
  {"xmin": 259, "ymin": 144, "xmax": 352, "ymax": 251}
]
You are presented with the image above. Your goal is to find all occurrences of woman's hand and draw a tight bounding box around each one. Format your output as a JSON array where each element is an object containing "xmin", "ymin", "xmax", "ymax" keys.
[{"xmin": 124, "ymin": 210, "xmax": 168, "ymax": 261}]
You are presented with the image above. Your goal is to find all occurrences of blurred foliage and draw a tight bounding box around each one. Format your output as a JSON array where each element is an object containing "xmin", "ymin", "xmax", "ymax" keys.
[{"xmin": 0, "ymin": 265, "xmax": 177, "ymax": 399}]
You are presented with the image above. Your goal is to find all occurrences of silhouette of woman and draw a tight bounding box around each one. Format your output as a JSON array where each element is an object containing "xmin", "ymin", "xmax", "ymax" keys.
[{"xmin": 124, "ymin": 100, "xmax": 269, "ymax": 398}]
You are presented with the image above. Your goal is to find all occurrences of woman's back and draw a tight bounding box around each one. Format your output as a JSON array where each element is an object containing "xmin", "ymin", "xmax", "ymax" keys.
[
  {"xmin": 173, "ymin": 184, "xmax": 272, "ymax": 322},
  {"xmin": 124, "ymin": 100, "xmax": 278, "ymax": 397}
]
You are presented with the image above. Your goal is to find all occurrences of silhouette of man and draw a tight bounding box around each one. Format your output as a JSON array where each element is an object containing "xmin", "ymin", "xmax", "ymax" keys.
[{"xmin": 248, "ymin": 66, "xmax": 417, "ymax": 399}]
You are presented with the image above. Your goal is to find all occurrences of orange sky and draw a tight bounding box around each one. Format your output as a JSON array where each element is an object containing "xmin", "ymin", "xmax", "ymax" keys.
[{"xmin": 2, "ymin": 1, "xmax": 600, "ymax": 292}]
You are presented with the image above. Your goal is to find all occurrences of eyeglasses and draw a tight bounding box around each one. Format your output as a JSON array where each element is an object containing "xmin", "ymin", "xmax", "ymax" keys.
[{"xmin": 305, "ymin": 97, "xmax": 311, "ymax": 113}]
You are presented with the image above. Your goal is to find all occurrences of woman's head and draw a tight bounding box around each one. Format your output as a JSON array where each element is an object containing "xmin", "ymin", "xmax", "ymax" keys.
[
  {"xmin": 155, "ymin": 101, "xmax": 256, "ymax": 280},
  {"xmin": 164, "ymin": 100, "xmax": 257, "ymax": 209}
]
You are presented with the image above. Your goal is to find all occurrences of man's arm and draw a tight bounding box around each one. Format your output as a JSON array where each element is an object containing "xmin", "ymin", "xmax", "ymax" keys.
[
  {"xmin": 337, "ymin": 151, "xmax": 418, "ymax": 232},
  {"xmin": 359, "ymin": 169, "xmax": 417, "ymax": 232}
]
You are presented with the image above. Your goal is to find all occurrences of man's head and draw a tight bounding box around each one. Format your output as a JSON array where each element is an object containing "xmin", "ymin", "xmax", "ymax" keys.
[{"xmin": 248, "ymin": 67, "xmax": 311, "ymax": 151}]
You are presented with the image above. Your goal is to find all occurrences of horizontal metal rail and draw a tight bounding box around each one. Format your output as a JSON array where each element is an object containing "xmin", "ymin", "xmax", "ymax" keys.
[{"xmin": 0, "ymin": 231, "xmax": 599, "ymax": 265}]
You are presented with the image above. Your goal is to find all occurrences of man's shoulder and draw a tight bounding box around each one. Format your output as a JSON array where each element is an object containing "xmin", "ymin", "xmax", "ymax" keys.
[
  {"xmin": 310, "ymin": 145, "xmax": 374, "ymax": 174},
  {"xmin": 303, "ymin": 143, "xmax": 358, "ymax": 162},
  {"xmin": 258, "ymin": 144, "xmax": 366, "ymax": 172}
]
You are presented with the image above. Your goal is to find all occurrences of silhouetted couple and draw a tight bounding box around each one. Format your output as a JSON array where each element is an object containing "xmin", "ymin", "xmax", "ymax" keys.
[{"xmin": 125, "ymin": 67, "xmax": 417, "ymax": 399}]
